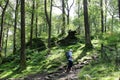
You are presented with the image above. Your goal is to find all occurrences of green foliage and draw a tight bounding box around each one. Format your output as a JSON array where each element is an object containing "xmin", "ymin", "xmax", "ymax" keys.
[
  {"xmin": 79, "ymin": 62, "xmax": 120, "ymax": 80},
  {"xmin": 101, "ymin": 32, "xmax": 120, "ymax": 45}
]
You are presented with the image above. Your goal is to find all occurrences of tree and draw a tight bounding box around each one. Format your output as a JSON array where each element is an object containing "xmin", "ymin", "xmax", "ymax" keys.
[
  {"xmin": 118, "ymin": 0, "xmax": 120, "ymax": 19},
  {"xmin": 100, "ymin": 0, "xmax": 104, "ymax": 52},
  {"xmin": 100, "ymin": 0, "xmax": 104, "ymax": 33},
  {"xmin": 13, "ymin": 0, "xmax": 19, "ymax": 54},
  {"xmin": 35, "ymin": 1, "xmax": 38, "ymax": 38},
  {"xmin": 44, "ymin": 0, "xmax": 53, "ymax": 52},
  {"xmin": 20, "ymin": 0, "xmax": 26, "ymax": 70},
  {"xmin": 4, "ymin": 27, "xmax": 9, "ymax": 57},
  {"xmin": 83, "ymin": 0, "xmax": 92, "ymax": 48},
  {"xmin": 0, "ymin": 0, "xmax": 9, "ymax": 52},
  {"xmin": 61, "ymin": 0, "xmax": 66, "ymax": 35},
  {"xmin": 66, "ymin": 0, "xmax": 74, "ymax": 26},
  {"xmin": 30, "ymin": 0, "xmax": 35, "ymax": 48}
]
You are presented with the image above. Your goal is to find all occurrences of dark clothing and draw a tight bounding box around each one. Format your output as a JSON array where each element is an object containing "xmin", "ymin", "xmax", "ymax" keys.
[
  {"xmin": 68, "ymin": 60, "xmax": 73, "ymax": 69},
  {"xmin": 65, "ymin": 50, "xmax": 73, "ymax": 73}
]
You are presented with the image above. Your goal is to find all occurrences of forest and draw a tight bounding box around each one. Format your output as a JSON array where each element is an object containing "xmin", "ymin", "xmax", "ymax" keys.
[{"xmin": 0, "ymin": 0, "xmax": 120, "ymax": 80}]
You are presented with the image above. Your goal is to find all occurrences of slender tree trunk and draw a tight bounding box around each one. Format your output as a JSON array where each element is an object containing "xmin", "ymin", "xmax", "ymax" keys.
[
  {"xmin": 20, "ymin": 0, "xmax": 26, "ymax": 70},
  {"xmin": 83, "ymin": 0, "xmax": 92, "ymax": 48},
  {"xmin": 61, "ymin": 0, "xmax": 65, "ymax": 35},
  {"xmin": 101, "ymin": 0, "xmax": 104, "ymax": 33},
  {"xmin": 111, "ymin": 15, "xmax": 114, "ymax": 32},
  {"xmin": 13, "ymin": 0, "xmax": 19, "ymax": 54},
  {"xmin": 66, "ymin": 0, "xmax": 74, "ymax": 30},
  {"xmin": 30, "ymin": 0, "xmax": 35, "ymax": 48},
  {"xmin": 35, "ymin": 2, "xmax": 38, "ymax": 38},
  {"xmin": 4, "ymin": 28, "xmax": 9, "ymax": 57},
  {"xmin": 104, "ymin": 0, "xmax": 107, "ymax": 32},
  {"xmin": 67, "ymin": 10, "xmax": 70, "ymax": 26},
  {"xmin": 77, "ymin": 0, "xmax": 81, "ymax": 34},
  {"xmin": 100, "ymin": 0, "xmax": 104, "ymax": 57},
  {"xmin": 118, "ymin": 0, "xmax": 120, "ymax": 19},
  {"xmin": 0, "ymin": 0, "xmax": 9, "ymax": 51},
  {"xmin": 44, "ymin": 0, "xmax": 52, "ymax": 52}
]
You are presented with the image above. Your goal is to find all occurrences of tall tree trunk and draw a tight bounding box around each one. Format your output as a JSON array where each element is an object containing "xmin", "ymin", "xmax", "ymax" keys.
[
  {"xmin": 100, "ymin": 0, "xmax": 104, "ymax": 57},
  {"xmin": 101, "ymin": 0, "xmax": 104, "ymax": 33},
  {"xmin": 4, "ymin": 28, "xmax": 9, "ymax": 57},
  {"xmin": 118, "ymin": 0, "xmax": 120, "ymax": 19},
  {"xmin": 30, "ymin": 0, "xmax": 35, "ymax": 48},
  {"xmin": 66, "ymin": 0, "xmax": 74, "ymax": 29},
  {"xmin": 0, "ymin": 0, "xmax": 9, "ymax": 51},
  {"xmin": 35, "ymin": 2, "xmax": 38, "ymax": 38},
  {"xmin": 13, "ymin": 0, "xmax": 19, "ymax": 54},
  {"xmin": 111, "ymin": 15, "xmax": 114, "ymax": 32},
  {"xmin": 44, "ymin": 0, "xmax": 52, "ymax": 52},
  {"xmin": 83, "ymin": 0, "xmax": 92, "ymax": 48},
  {"xmin": 77, "ymin": 0, "xmax": 81, "ymax": 34},
  {"xmin": 20, "ymin": 0, "xmax": 26, "ymax": 70},
  {"xmin": 61, "ymin": 0, "xmax": 65, "ymax": 35},
  {"xmin": 104, "ymin": 0, "xmax": 107, "ymax": 32}
]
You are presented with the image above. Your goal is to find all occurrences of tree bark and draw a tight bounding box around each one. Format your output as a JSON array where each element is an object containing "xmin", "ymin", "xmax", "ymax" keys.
[
  {"xmin": 4, "ymin": 28, "xmax": 9, "ymax": 57},
  {"xmin": 100, "ymin": 0, "xmax": 104, "ymax": 33},
  {"xmin": 118, "ymin": 0, "xmax": 120, "ymax": 19},
  {"xmin": 77, "ymin": 0, "xmax": 81, "ymax": 34},
  {"xmin": 61, "ymin": 0, "xmax": 65, "ymax": 35},
  {"xmin": 0, "ymin": 0, "xmax": 9, "ymax": 51},
  {"xmin": 83, "ymin": 0, "xmax": 92, "ymax": 48},
  {"xmin": 100, "ymin": 0, "xmax": 104, "ymax": 57},
  {"xmin": 44, "ymin": 0, "xmax": 52, "ymax": 51},
  {"xmin": 20, "ymin": 0, "xmax": 26, "ymax": 70},
  {"xmin": 13, "ymin": 0, "xmax": 19, "ymax": 54},
  {"xmin": 35, "ymin": 2, "xmax": 38, "ymax": 38},
  {"xmin": 30, "ymin": 0, "xmax": 35, "ymax": 48}
]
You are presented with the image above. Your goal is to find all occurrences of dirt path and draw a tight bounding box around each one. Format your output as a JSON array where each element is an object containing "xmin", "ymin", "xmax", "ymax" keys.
[
  {"xmin": 24, "ymin": 56, "xmax": 95, "ymax": 80},
  {"xmin": 7, "ymin": 55, "xmax": 97, "ymax": 80}
]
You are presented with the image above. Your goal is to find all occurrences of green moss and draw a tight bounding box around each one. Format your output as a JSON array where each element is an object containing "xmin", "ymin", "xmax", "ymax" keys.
[{"xmin": 79, "ymin": 62, "xmax": 120, "ymax": 80}]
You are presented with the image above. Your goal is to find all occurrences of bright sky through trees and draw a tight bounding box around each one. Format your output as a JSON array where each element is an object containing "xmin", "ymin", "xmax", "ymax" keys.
[{"xmin": 52, "ymin": 0, "xmax": 75, "ymax": 18}]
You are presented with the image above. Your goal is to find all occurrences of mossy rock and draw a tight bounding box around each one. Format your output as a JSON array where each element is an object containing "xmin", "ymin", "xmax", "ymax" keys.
[
  {"xmin": 57, "ymin": 30, "xmax": 78, "ymax": 46},
  {"xmin": 26, "ymin": 38, "xmax": 46, "ymax": 51},
  {"xmin": 50, "ymin": 37, "xmax": 57, "ymax": 47}
]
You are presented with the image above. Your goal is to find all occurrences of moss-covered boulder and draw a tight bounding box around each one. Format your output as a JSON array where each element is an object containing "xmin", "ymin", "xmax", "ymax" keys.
[
  {"xmin": 50, "ymin": 37, "xmax": 57, "ymax": 47},
  {"xmin": 57, "ymin": 30, "xmax": 78, "ymax": 46},
  {"xmin": 26, "ymin": 38, "xmax": 46, "ymax": 51}
]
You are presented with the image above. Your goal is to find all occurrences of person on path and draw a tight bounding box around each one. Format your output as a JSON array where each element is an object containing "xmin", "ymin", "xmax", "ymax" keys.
[{"xmin": 66, "ymin": 49, "xmax": 73, "ymax": 73}]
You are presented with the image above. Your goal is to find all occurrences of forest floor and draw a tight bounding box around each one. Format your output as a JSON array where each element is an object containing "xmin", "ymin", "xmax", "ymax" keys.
[{"xmin": 22, "ymin": 55, "xmax": 94, "ymax": 80}]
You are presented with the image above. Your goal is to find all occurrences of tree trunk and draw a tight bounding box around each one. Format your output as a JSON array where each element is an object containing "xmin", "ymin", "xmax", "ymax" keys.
[
  {"xmin": 100, "ymin": 0, "xmax": 104, "ymax": 33},
  {"xmin": 61, "ymin": 0, "xmax": 65, "ymax": 35},
  {"xmin": 35, "ymin": 2, "xmax": 38, "ymax": 38},
  {"xmin": 100, "ymin": 0, "xmax": 104, "ymax": 58},
  {"xmin": 4, "ymin": 28, "xmax": 9, "ymax": 57},
  {"xmin": 66, "ymin": 0, "xmax": 74, "ymax": 29},
  {"xmin": 111, "ymin": 15, "xmax": 114, "ymax": 32},
  {"xmin": 20, "ymin": 0, "xmax": 26, "ymax": 70},
  {"xmin": 0, "ymin": 0, "xmax": 9, "ymax": 52},
  {"xmin": 118, "ymin": 0, "xmax": 120, "ymax": 19},
  {"xmin": 44, "ymin": 0, "xmax": 52, "ymax": 52},
  {"xmin": 77, "ymin": 0, "xmax": 81, "ymax": 34},
  {"xmin": 13, "ymin": 0, "xmax": 19, "ymax": 54},
  {"xmin": 83, "ymin": 0, "xmax": 92, "ymax": 48},
  {"xmin": 30, "ymin": 0, "xmax": 35, "ymax": 48},
  {"xmin": 104, "ymin": 0, "xmax": 107, "ymax": 32}
]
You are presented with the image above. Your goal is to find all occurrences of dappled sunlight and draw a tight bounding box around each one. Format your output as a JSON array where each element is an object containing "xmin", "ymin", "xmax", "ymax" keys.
[
  {"xmin": 0, "ymin": 71, "xmax": 12, "ymax": 79},
  {"xmin": 79, "ymin": 62, "xmax": 120, "ymax": 79}
]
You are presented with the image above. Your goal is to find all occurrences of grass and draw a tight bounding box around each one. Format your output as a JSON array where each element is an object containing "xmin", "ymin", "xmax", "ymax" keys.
[
  {"xmin": 79, "ymin": 59, "xmax": 120, "ymax": 80},
  {"xmin": 0, "ymin": 39, "xmax": 120, "ymax": 79}
]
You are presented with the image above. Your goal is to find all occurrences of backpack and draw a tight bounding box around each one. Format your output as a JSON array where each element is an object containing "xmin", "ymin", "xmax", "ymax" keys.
[{"xmin": 65, "ymin": 51, "xmax": 70, "ymax": 59}]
